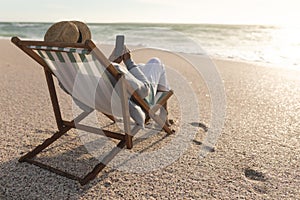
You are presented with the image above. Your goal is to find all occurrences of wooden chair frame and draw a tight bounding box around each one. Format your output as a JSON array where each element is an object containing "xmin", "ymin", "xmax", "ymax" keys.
[{"xmin": 11, "ymin": 37, "xmax": 173, "ymax": 185}]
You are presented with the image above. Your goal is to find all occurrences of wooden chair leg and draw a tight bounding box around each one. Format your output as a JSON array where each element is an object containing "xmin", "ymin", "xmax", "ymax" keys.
[
  {"xmin": 103, "ymin": 113, "xmax": 116, "ymax": 123},
  {"xmin": 119, "ymin": 75, "xmax": 133, "ymax": 149},
  {"xmin": 80, "ymin": 140, "xmax": 126, "ymax": 185}
]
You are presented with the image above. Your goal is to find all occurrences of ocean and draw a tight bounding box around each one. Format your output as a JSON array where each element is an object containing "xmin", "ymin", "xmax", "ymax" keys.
[{"xmin": 1, "ymin": 22, "xmax": 300, "ymax": 68}]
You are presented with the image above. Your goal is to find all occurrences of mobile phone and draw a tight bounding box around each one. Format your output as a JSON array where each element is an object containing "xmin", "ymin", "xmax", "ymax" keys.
[{"xmin": 115, "ymin": 35, "xmax": 125, "ymax": 58}]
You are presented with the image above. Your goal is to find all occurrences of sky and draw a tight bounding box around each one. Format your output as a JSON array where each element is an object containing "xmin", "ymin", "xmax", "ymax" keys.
[{"xmin": 1, "ymin": 0, "xmax": 300, "ymax": 25}]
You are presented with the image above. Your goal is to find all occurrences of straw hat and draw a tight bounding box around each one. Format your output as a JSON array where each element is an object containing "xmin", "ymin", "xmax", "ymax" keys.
[{"xmin": 44, "ymin": 21, "xmax": 91, "ymax": 43}]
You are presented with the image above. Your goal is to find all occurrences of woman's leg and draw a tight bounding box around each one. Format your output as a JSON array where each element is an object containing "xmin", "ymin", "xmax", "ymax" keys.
[
  {"xmin": 139, "ymin": 57, "xmax": 170, "ymax": 93},
  {"xmin": 139, "ymin": 58, "xmax": 173, "ymax": 126}
]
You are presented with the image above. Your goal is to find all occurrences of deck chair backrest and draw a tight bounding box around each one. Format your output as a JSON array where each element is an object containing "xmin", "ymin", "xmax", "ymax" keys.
[{"xmin": 27, "ymin": 43, "xmax": 124, "ymax": 116}]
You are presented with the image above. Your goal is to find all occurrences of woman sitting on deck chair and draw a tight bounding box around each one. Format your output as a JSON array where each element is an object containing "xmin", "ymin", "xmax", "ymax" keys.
[{"xmin": 44, "ymin": 21, "xmax": 173, "ymax": 127}]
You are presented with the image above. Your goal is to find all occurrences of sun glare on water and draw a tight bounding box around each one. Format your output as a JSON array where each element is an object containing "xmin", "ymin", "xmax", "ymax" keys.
[{"xmin": 263, "ymin": 25, "xmax": 300, "ymax": 67}]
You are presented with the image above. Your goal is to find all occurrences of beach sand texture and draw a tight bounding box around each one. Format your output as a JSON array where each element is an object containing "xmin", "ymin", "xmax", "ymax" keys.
[{"xmin": 0, "ymin": 39, "xmax": 299, "ymax": 199}]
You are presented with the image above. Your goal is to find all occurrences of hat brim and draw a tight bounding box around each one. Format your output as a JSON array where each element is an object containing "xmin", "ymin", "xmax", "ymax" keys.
[{"xmin": 71, "ymin": 21, "xmax": 92, "ymax": 43}]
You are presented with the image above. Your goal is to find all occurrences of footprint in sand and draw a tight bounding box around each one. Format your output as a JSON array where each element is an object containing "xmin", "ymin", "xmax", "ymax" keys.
[{"xmin": 244, "ymin": 168, "xmax": 267, "ymax": 182}]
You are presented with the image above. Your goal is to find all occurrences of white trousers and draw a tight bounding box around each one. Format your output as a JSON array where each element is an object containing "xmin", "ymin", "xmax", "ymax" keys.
[{"xmin": 137, "ymin": 57, "xmax": 170, "ymax": 94}]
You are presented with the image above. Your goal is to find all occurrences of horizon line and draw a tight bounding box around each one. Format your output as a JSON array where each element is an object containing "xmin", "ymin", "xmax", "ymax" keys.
[{"xmin": 0, "ymin": 20, "xmax": 286, "ymax": 27}]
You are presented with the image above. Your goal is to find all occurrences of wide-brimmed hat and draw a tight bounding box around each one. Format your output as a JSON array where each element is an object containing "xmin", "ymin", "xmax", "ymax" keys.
[{"xmin": 44, "ymin": 21, "xmax": 91, "ymax": 43}]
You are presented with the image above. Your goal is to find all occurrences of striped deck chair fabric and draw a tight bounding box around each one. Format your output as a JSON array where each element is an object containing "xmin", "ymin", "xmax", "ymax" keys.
[{"xmin": 30, "ymin": 45, "xmax": 124, "ymax": 117}]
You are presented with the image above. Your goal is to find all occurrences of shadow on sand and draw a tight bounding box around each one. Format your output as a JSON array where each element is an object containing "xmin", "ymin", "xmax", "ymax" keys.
[{"xmin": 0, "ymin": 125, "xmax": 176, "ymax": 198}]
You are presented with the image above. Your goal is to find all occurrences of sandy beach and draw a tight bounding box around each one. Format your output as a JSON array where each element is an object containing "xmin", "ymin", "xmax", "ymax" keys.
[{"xmin": 0, "ymin": 38, "xmax": 299, "ymax": 199}]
